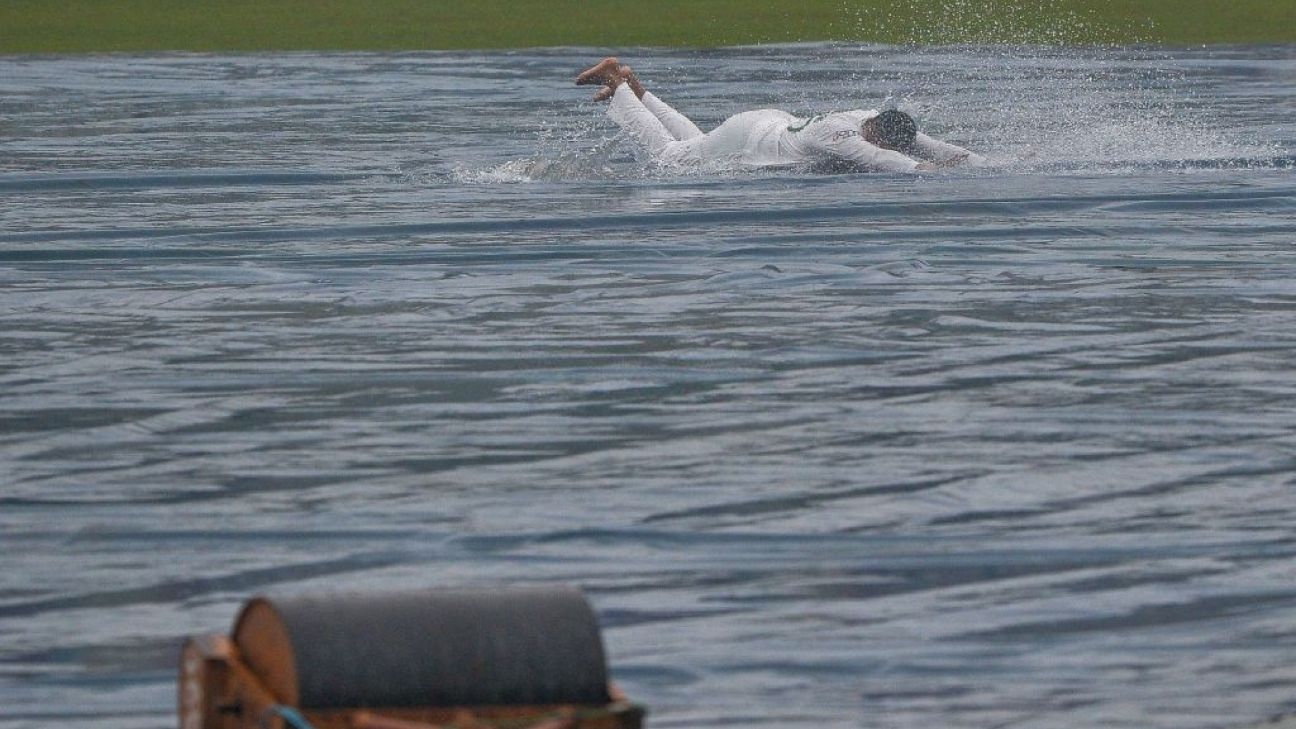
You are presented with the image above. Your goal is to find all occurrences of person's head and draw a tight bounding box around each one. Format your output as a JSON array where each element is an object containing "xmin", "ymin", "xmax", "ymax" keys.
[{"xmin": 862, "ymin": 110, "xmax": 918, "ymax": 152}]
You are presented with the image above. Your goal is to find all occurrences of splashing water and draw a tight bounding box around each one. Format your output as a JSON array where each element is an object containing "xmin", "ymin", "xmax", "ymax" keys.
[
  {"xmin": 454, "ymin": 40, "xmax": 1285, "ymax": 184},
  {"xmin": 857, "ymin": 0, "xmax": 1142, "ymax": 46},
  {"xmin": 446, "ymin": 1, "xmax": 1285, "ymax": 183},
  {"xmin": 832, "ymin": 0, "xmax": 1276, "ymax": 172}
]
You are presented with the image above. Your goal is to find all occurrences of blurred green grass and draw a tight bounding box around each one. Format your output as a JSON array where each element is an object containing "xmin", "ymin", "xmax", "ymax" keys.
[{"xmin": 2, "ymin": 0, "xmax": 1293, "ymax": 53}]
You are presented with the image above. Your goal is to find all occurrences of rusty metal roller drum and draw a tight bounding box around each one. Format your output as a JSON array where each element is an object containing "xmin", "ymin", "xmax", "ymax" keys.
[{"xmin": 231, "ymin": 585, "xmax": 612, "ymax": 710}]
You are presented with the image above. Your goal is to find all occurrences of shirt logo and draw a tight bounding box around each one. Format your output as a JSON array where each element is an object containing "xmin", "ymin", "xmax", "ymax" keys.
[{"xmin": 786, "ymin": 114, "xmax": 827, "ymax": 133}]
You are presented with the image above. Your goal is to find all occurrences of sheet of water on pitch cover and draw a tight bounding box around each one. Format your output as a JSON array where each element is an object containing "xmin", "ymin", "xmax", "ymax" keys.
[{"xmin": 2, "ymin": 43, "xmax": 1295, "ymax": 729}]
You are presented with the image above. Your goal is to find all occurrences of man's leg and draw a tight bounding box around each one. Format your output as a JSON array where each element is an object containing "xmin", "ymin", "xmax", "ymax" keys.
[
  {"xmin": 576, "ymin": 58, "xmax": 714, "ymax": 165},
  {"xmin": 604, "ymin": 82, "xmax": 679, "ymax": 157},
  {"xmin": 618, "ymin": 65, "xmax": 704, "ymax": 141},
  {"xmin": 639, "ymin": 88, "xmax": 704, "ymax": 141},
  {"xmin": 577, "ymin": 59, "xmax": 703, "ymax": 140}
]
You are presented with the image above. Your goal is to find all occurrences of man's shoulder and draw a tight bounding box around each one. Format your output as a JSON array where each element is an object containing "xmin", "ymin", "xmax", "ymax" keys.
[
  {"xmin": 838, "ymin": 109, "xmax": 880, "ymax": 124},
  {"xmin": 785, "ymin": 111, "xmax": 867, "ymax": 135}
]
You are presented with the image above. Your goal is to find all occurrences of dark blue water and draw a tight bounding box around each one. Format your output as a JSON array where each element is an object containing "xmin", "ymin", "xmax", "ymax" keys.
[{"xmin": 2, "ymin": 44, "xmax": 1295, "ymax": 729}]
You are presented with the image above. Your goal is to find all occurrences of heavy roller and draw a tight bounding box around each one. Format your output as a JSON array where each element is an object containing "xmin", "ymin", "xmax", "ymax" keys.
[{"xmin": 178, "ymin": 586, "xmax": 644, "ymax": 729}]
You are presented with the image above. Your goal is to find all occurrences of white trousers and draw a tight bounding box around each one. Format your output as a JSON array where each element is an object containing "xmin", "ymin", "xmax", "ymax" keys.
[{"xmin": 606, "ymin": 84, "xmax": 777, "ymax": 167}]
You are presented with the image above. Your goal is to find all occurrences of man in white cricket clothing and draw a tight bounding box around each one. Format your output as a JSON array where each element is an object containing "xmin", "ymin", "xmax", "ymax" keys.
[{"xmin": 577, "ymin": 57, "xmax": 986, "ymax": 173}]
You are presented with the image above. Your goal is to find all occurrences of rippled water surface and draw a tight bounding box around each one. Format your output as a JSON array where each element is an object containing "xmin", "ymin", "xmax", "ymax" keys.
[{"xmin": 2, "ymin": 44, "xmax": 1296, "ymax": 729}]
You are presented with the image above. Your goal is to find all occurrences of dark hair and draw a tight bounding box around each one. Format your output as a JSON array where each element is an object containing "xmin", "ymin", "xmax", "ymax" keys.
[{"xmin": 872, "ymin": 110, "xmax": 918, "ymax": 152}]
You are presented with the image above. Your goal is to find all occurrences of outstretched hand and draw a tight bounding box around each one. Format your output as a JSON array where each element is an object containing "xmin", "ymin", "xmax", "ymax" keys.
[{"xmin": 916, "ymin": 153, "xmax": 970, "ymax": 171}]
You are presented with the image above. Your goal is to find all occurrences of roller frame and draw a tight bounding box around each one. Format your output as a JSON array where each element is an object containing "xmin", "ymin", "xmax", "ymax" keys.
[{"xmin": 178, "ymin": 633, "xmax": 644, "ymax": 729}]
